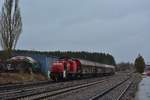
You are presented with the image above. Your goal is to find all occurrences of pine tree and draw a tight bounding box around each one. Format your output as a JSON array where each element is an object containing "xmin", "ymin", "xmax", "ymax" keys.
[{"xmin": 134, "ymin": 54, "xmax": 145, "ymax": 73}]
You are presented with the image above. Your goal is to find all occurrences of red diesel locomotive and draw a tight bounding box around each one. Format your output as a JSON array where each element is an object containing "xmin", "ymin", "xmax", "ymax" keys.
[{"xmin": 50, "ymin": 57, "xmax": 115, "ymax": 81}]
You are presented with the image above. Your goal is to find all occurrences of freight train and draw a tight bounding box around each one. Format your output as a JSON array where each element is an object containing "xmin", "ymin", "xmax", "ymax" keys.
[{"xmin": 50, "ymin": 57, "xmax": 115, "ymax": 81}]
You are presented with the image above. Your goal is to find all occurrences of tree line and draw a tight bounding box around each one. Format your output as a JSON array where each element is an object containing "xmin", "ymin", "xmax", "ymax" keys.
[
  {"xmin": 2, "ymin": 50, "xmax": 116, "ymax": 66},
  {"xmin": 47, "ymin": 51, "xmax": 116, "ymax": 66}
]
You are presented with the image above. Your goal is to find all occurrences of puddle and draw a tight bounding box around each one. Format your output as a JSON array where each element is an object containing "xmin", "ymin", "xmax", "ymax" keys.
[{"xmin": 135, "ymin": 76, "xmax": 150, "ymax": 100}]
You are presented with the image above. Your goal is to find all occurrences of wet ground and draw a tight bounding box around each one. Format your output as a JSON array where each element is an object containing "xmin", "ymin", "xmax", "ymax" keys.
[{"xmin": 135, "ymin": 76, "xmax": 150, "ymax": 100}]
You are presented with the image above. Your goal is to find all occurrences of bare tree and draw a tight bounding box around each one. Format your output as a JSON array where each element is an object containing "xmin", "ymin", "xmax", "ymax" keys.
[{"xmin": 0, "ymin": 0, "xmax": 22, "ymax": 59}]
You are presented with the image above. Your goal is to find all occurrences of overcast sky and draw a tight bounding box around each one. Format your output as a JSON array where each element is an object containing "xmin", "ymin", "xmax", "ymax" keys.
[{"xmin": 0, "ymin": 0, "xmax": 150, "ymax": 63}]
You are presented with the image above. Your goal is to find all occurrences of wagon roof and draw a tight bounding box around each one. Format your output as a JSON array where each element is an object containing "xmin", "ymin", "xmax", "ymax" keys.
[{"xmin": 78, "ymin": 59, "xmax": 115, "ymax": 69}]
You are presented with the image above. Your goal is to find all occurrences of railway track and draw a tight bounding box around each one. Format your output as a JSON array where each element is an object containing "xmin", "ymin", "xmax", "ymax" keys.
[
  {"xmin": 40, "ymin": 74, "xmax": 132, "ymax": 100},
  {"xmin": 0, "ymin": 74, "xmax": 114, "ymax": 93},
  {"xmin": 13, "ymin": 74, "xmax": 129, "ymax": 99},
  {"xmin": 16, "ymin": 78, "xmax": 109, "ymax": 100},
  {"xmin": 0, "ymin": 75, "xmax": 116, "ymax": 100},
  {"xmin": 0, "ymin": 77, "xmax": 99, "ymax": 93},
  {"xmin": 116, "ymin": 81, "xmax": 132, "ymax": 100},
  {"xmin": 0, "ymin": 80, "xmax": 52, "ymax": 92},
  {"xmin": 89, "ymin": 77, "xmax": 132, "ymax": 100},
  {"xmin": 0, "ymin": 72, "xmax": 131, "ymax": 100}
]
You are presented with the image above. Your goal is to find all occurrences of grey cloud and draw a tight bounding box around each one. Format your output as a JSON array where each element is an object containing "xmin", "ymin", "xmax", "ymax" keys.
[{"xmin": 0, "ymin": 0, "xmax": 150, "ymax": 63}]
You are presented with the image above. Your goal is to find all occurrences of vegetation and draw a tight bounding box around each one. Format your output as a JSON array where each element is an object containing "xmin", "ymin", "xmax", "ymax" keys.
[
  {"xmin": 4, "ymin": 50, "xmax": 116, "ymax": 66},
  {"xmin": 47, "ymin": 51, "xmax": 116, "ymax": 66},
  {"xmin": 134, "ymin": 55, "xmax": 145, "ymax": 73},
  {"xmin": 0, "ymin": 0, "xmax": 22, "ymax": 59},
  {"xmin": 0, "ymin": 73, "xmax": 47, "ymax": 84}
]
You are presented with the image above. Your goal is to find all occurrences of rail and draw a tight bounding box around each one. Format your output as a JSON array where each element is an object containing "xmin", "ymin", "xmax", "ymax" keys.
[{"xmin": 89, "ymin": 77, "xmax": 132, "ymax": 100}]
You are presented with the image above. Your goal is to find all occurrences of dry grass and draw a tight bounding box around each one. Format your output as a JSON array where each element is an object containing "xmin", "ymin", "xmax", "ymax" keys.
[{"xmin": 0, "ymin": 72, "xmax": 47, "ymax": 84}]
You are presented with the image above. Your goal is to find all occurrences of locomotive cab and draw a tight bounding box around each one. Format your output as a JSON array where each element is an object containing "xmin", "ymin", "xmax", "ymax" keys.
[
  {"xmin": 50, "ymin": 61, "xmax": 65, "ymax": 81},
  {"xmin": 50, "ymin": 58, "xmax": 81, "ymax": 81}
]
